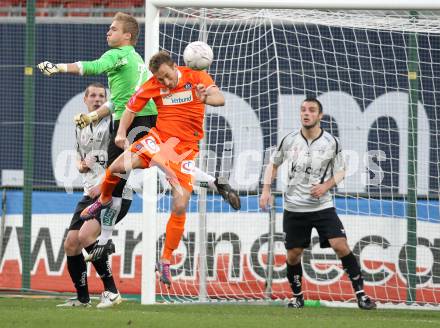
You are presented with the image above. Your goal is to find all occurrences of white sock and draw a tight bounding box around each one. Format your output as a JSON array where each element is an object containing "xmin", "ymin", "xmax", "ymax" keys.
[
  {"xmin": 98, "ymin": 228, "xmax": 113, "ymax": 246},
  {"xmin": 193, "ymin": 167, "xmax": 216, "ymax": 191}
]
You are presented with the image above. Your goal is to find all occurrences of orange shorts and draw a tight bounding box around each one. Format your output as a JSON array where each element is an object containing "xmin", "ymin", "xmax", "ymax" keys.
[{"xmin": 129, "ymin": 128, "xmax": 198, "ymax": 192}]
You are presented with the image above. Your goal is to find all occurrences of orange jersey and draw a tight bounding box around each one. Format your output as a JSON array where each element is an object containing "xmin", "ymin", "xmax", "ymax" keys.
[{"xmin": 126, "ymin": 66, "xmax": 216, "ymax": 144}]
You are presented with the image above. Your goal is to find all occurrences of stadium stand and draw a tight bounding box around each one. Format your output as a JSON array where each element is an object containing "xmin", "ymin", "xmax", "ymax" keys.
[{"xmin": 0, "ymin": 0, "xmax": 145, "ymax": 17}]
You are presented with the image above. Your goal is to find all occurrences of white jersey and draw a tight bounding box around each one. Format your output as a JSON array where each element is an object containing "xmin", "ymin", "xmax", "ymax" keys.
[
  {"xmin": 75, "ymin": 116, "xmax": 132, "ymax": 199},
  {"xmin": 271, "ymin": 128, "xmax": 345, "ymax": 212}
]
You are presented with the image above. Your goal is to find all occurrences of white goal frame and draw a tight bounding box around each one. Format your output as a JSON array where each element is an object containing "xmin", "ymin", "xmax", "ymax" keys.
[{"xmin": 142, "ymin": 0, "xmax": 440, "ymax": 305}]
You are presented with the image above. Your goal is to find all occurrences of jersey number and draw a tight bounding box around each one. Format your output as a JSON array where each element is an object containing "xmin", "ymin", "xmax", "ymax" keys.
[{"xmin": 94, "ymin": 154, "xmax": 106, "ymax": 167}]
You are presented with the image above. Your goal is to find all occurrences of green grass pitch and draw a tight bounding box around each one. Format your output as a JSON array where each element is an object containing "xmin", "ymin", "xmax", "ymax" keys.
[{"xmin": 1, "ymin": 297, "xmax": 440, "ymax": 328}]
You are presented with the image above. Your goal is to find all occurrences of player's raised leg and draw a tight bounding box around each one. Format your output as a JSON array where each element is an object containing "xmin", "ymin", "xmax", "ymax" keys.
[
  {"xmin": 192, "ymin": 167, "xmax": 241, "ymax": 210},
  {"xmin": 80, "ymin": 150, "xmax": 144, "ymax": 220},
  {"xmin": 94, "ymin": 116, "xmax": 155, "ymax": 251}
]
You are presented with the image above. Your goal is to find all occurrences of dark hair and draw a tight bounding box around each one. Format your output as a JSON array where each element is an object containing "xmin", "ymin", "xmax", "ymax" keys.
[
  {"xmin": 149, "ymin": 50, "xmax": 175, "ymax": 73},
  {"xmin": 303, "ymin": 96, "xmax": 323, "ymax": 113},
  {"xmin": 113, "ymin": 12, "xmax": 140, "ymax": 45},
  {"xmin": 85, "ymin": 82, "xmax": 107, "ymax": 97}
]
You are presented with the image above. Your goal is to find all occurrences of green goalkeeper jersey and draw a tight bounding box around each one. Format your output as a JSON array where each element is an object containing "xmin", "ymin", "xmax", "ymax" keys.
[{"xmin": 80, "ymin": 45, "xmax": 157, "ymax": 120}]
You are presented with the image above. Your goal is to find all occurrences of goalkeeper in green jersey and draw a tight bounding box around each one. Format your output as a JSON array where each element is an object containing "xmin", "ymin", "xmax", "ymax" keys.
[
  {"xmin": 38, "ymin": 13, "xmax": 158, "ymax": 259},
  {"xmin": 38, "ymin": 12, "xmax": 240, "ymax": 260},
  {"xmin": 38, "ymin": 12, "xmax": 154, "ymax": 123}
]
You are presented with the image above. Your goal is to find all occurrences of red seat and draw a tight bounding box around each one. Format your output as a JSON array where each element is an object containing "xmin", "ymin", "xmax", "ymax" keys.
[
  {"xmin": 66, "ymin": 1, "xmax": 92, "ymax": 17},
  {"xmin": 132, "ymin": 0, "xmax": 144, "ymax": 7},
  {"xmin": 43, "ymin": 0, "xmax": 63, "ymax": 5},
  {"xmin": 103, "ymin": 0, "xmax": 135, "ymax": 17},
  {"xmin": 36, "ymin": 1, "xmax": 50, "ymax": 17},
  {"xmin": 0, "ymin": 1, "xmax": 13, "ymax": 17}
]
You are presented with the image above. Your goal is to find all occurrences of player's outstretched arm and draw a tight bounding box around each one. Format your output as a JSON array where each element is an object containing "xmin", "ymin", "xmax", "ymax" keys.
[
  {"xmin": 37, "ymin": 61, "xmax": 81, "ymax": 76},
  {"xmin": 39, "ymin": 49, "xmax": 121, "ymax": 77}
]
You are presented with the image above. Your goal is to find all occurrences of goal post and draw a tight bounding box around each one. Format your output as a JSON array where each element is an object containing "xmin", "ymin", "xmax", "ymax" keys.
[
  {"xmin": 143, "ymin": 1, "xmax": 440, "ymax": 307},
  {"xmin": 406, "ymin": 13, "xmax": 419, "ymax": 303},
  {"xmin": 141, "ymin": 1, "xmax": 160, "ymax": 306}
]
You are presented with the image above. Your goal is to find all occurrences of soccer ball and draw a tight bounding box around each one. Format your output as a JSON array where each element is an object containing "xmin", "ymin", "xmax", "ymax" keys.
[{"xmin": 183, "ymin": 41, "xmax": 214, "ymax": 70}]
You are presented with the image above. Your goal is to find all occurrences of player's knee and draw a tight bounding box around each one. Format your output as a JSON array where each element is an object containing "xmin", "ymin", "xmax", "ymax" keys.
[
  {"xmin": 108, "ymin": 155, "xmax": 130, "ymax": 175},
  {"xmin": 173, "ymin": 206, "xmax": 186, "ymax": 217},
  {"xmin": 335, "ymin": 248, "xmax": 351, "ymax": 258},
  {"xmin": 171, "ymin": 189, "xmax": 190, "ymax": 216},
  {"xmin": 64, "ymin": 233, "xmax": 81, "ymax": 255},
  {"xmin": 172, "ymin": 202, "xmax": 187, "ymax": 216},
  {"xmin": 63, "ymin": 238, "xmax": 75, "ymax": 253},
  {"xmin": 286, "ymin": 248, "xmax": 303, "ymax": 265},
  {"xmin": 331, "ymin": 239, "xmax": 351, "ymax": 258}
]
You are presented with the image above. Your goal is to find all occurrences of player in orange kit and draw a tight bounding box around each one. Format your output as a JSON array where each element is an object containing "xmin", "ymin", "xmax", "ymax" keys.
[{"xmin": 81, "ymin": 50, "xmax": 225, "ymax": 287}]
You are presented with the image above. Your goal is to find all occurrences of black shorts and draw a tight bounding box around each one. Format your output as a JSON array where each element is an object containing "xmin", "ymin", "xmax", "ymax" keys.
[
  {"xmin": 68, "ymin": 196, "xmax": 132, "ymax": 231},
  {"xmin": 108, "ymin": 115, "xmax": 157, "ymax": 165},
  {"xmin": 283, "ymin": 207, "xmax": 346, "ymax": 249}
]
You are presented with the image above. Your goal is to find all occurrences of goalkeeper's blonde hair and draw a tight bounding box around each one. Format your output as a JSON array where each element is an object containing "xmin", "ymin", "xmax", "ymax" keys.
[{"xmin": 113, "ymin": 12, "xmax": 139, "ymax": 46}]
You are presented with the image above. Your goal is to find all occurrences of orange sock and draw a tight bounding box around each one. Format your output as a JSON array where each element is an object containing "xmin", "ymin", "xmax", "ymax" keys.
[
  {"xmin": 100, "ymin": 169, "xmax": 121, "ymax": 203},
  {"xmin": 162, "ymin": 212, "xmax": 186, "ymax": 261}
]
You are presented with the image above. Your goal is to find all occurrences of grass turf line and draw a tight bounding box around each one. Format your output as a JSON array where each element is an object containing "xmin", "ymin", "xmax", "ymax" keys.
[{"xmin": 1, "ymin": 298, "xmax": 440, "ymax": 328}]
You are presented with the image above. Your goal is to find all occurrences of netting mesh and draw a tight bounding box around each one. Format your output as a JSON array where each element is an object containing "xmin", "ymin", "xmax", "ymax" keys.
[
  {"xmin": 153, "ymin": 7, "xmax": 440, "ymax": 305},
  {"xmin": 1, "ymin": 4, "xmax": 440, "ymax": 307}
]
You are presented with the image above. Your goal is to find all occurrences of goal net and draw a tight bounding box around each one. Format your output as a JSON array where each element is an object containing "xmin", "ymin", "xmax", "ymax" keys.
[
  {"xmin": 146, "ymin": 6, "xmax": 440, "ymax": 307},
  {"xmin": 1, "ymin": 2, "xmax": 440, "ymax": 309}
]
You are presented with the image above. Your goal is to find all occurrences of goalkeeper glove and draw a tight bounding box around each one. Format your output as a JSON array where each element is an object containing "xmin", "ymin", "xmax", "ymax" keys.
[
  {"xmin": 37, "ymin": 61, "xmax": 67, "ymax": 76},
  {"xmin": 84, "ymin": 239, "xmax": 116, "ymax": 262},
  {"xmin": 74, "ymin": 111, "xmax": 99, "ymax": 129}
]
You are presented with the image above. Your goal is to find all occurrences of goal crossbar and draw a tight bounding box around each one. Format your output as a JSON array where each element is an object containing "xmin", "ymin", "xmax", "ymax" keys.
[{"xmin": 149, "ymin": 0, "xmax": 440, "ymax": 10}]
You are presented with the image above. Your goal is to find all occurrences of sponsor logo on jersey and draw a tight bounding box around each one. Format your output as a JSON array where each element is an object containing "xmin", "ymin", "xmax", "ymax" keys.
[
  {"xmin": 140, "ymin": 136, "xmax": 160, "ymax": 154},
  {"xmin": 162, "ymin": 90, "xmax": 193, "ymax": 105},
  {"xmin": 184, "ymin": 82, "xmax": 192, "ymax": 90},
  {"xmin": 115, "ymin": 58, "xmax": 128, "ymax": 67},
  {"xmin": 181, "ymin": 160, "xmax": 195, "ymax": 174}
]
